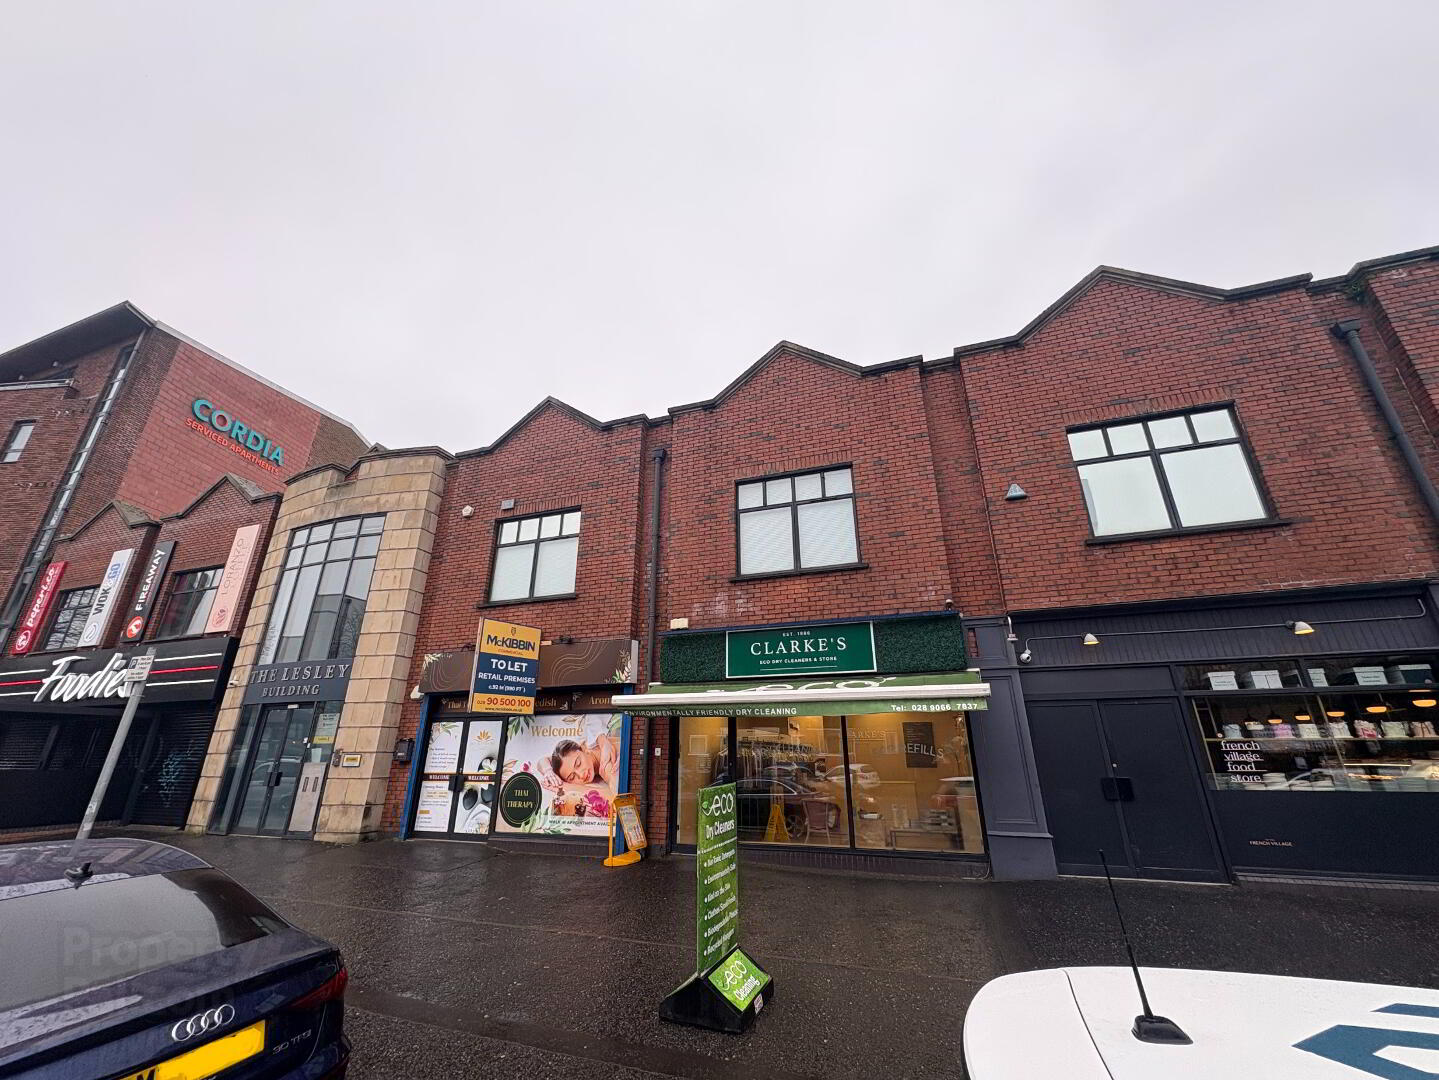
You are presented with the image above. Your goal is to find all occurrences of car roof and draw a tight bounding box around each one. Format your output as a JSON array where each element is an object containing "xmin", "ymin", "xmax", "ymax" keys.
[{"xmin": 0, "ymin": 838, "xmax": 210, "ymax": 901}]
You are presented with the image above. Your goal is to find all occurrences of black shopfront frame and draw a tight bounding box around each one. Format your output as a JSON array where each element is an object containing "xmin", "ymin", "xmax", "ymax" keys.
[
  {"xmin": 664, "ymin": 712, "xmax": 991, "ymax": 867},
  {"xmin": 1021, "ymin": 653, "xmax": 1439, "ymax": 882}
]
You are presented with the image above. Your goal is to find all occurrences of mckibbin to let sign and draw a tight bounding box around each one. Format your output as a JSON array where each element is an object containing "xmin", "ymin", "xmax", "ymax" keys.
[{"xmin": 725, "ymin": 622, "xmax": 876, "ymax": 679}]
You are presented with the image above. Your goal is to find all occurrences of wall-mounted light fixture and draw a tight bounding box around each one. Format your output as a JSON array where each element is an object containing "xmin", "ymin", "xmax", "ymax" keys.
[
  {"xmin": 1004, "ymin": 483, "xmax": 1028, "ymax": 501},
  {"xmin": 1082, "ymin": 633, "xmax": 1100, "ymax": 646},
  {"xmin": 1287, "ymin": 620, "xmax": 1315, "ymax": 635}
]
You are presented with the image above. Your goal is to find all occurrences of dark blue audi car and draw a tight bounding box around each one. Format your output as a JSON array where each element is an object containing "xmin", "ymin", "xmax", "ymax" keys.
[{"xmin": 0, "ymin": 838, "xmax": 348, "ymax": 1079}]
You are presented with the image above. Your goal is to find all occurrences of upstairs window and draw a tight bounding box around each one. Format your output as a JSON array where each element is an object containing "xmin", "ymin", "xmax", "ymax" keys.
[
  {"xmin": 489, "ymin": 510, "xmax": 581, "ymax": 602},
  {"xmin": 1067, "ymin": 406, "xmax": 1270, "ymax": 538},
  {"xmin": 2, "ymin": 421, "xmax": 35, "ymax": 463},
  {"xmin": 258, "ymin": 515, "xmax": 383, "ymax": 664},
  {"xmin": 153, "ymin": 567, "xmax": 224, "ymax": 639},
  {"xmin": 42, "ymin": 587, "xmax": 97, "ymax": 651},
  {"xmin": 736, "ymin": 466, "xmax": 859, "ymax": 576}
]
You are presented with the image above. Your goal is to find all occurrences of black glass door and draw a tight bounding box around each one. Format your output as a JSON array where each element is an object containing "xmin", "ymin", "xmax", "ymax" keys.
[{"xmin": 234, "ymin": 705, "xmax": 315, "ymax": 835}]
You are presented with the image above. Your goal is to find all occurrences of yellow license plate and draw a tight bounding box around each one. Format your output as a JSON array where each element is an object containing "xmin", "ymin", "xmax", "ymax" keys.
[{"xmin": 120, "ymin": 1020, "xmax": 265, "ymax": 1080}]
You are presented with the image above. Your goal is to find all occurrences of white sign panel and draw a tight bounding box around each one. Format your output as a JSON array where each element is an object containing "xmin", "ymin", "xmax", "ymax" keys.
[{"xmin": 78, "ymin": 549, "xmax": 135, "ymax": 648}]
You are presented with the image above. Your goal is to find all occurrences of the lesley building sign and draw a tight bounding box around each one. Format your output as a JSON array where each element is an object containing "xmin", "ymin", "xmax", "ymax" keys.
[
  {"xmin": 187, "ymin": 399, "xmax": 287, "ymax": 473},
  {"xmin": 243, "ymin": 660, "xmax": 354, "ymax": 705}
]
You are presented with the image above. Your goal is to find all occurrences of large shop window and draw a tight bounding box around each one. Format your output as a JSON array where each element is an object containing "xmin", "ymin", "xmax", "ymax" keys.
[
  {"xmin": 258, "ymin": 515, "xmax": 383, "ymax": 665},
  {"xmin": 736, "ymin": 467, "xmax": 858, "ymax": 576},
  {"xmin": 1189, "ymin": 655, "xmax": 1439, "ymax": 793},
  {"xmin": 676, "ymin": 712, "xmax": 983, "ymax": 855},
  {"xmin": 489, "ymin": 510, "xmax": 581, "ymax": 602},
  {"xmin": 41, "ymin": 586, "xmax": 97, "ymax": 651},
  {"xmin": 153, "ymin": 567, "xmax": 224, "ymax": 639},
  {"xmin": 1067, "ymin": 407, "xmax": 1270, "ymax": 538}
]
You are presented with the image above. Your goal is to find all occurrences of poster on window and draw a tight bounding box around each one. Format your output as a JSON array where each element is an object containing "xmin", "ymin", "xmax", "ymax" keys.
[
  {"xmin": 494, "ymin": 713, "xmax": 626, "ymax": 837},
  {"xmin": 413, "ymin": 781, "xmax": 455, "ymax": 832}
]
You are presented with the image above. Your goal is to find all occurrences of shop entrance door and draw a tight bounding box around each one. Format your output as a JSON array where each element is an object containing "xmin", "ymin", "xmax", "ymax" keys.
[
  {"xmin": 234, "ymin": 704, "xmax": 316, "ymax": 836},
  {"xmin": 1029, "ymin": 699, "xmax": 1225, "ymax": 882},
  {"xmin": 410, "ymin": 717, "xmax": 504, "ymax": 838}
]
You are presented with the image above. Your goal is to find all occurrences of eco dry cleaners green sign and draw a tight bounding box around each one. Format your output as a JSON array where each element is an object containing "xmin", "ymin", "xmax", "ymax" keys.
[
  {"xmin": 696, "ymin": 781, "xmax": 740, "ymax": 972},
  {"xmin": 189, "ymin": 399, "xmax": 286, "ymax": 469},
  {"xmin": 725, "ymin": 622, "xmax": 876, "ymax": 678},
  {"xmin": 660, "ymin": 779, "xmax": 772, "ymax": 1033}
]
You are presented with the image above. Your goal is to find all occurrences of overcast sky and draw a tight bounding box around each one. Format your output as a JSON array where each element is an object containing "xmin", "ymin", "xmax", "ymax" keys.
[{"xmin": 2, "ymin": 2, "xmax": 1435, "ymax": 450}]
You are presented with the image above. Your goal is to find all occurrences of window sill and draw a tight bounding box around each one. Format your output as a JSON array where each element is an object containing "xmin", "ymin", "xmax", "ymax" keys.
[
  {"xmin": 730, "ymin": 562, "xmax": 870, "ymax": 584},
  {"xmin": 480, "ymin": 593, "xmax": 579, "ymax": 609},
  {"xmin": 1084, "ymin": 518, "xmax": 1292, "ymax": 546}
]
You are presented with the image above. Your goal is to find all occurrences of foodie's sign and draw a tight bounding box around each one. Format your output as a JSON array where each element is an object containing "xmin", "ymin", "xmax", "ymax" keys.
[
  {"xmin": 725, "ymin": 622, "xmax": 876, "ymax": 678},
  {"xmin": 0, "ymin": 638, "xmax": 234, "ymax": 709}
]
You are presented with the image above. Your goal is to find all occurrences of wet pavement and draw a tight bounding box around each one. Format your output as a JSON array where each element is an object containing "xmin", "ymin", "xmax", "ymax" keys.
[{"xmin": 78, "ymin": 834, "xmax": 1439, "ymax": 1078}]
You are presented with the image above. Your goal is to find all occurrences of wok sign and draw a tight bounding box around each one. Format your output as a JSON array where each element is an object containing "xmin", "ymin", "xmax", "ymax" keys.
[{"xmin": 469, "ymin": 619, "xmax": 541, "ymax": 714}]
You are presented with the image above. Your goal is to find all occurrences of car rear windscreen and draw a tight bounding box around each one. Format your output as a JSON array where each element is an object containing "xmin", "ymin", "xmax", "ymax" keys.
[{"xmin": 0, "ymin": 868, "xmax": 286, "ymax": 1011}]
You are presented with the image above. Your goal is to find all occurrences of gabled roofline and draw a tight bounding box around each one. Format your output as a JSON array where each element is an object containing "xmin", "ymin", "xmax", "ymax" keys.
[
  {"xmin": 145, "ymin": 315, "xmax": 368, "ymax": 444},
  {"xmin": 666, "ymin": 341, "xmax": 923, "ymax": 416},
  {"xmin": 284, "ymin": 445, "xmax": 454, "ymax": 487},
  {"xmin": 0, "ymin": 302, "xmax": 369, "ymax": 444},
  {"xmin": 0, "ymin": 302, "xmax": 152, "ymax": 378},
  {"xmin": 1307, "ymin": 243, "xmax": 1439, "ymax": 291},
  {"xmin": 58, "ymin": 499, "xmax": 158, "ymax": 543},
  {"xmin": 937, "ymin": 244, "xmax": 1439, "ymax": 364},
  {"xmin": 162, "ymin": 473, "xmax": 280, "ymax": 522},
  {"xmin": 453, "ymin": 396, "xmax": 647, "ymax": 461}
]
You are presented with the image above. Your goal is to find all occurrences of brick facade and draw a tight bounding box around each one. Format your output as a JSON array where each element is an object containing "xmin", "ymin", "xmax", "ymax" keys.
[
  {"xmin": 369, "ymin": 245, "xmax": 1439, "ymax": 843},
  {"xmin": 953, "ymin": 262, "xmax": 1439, "ymax": 613},
  {"xmin": 0, "ymin": 308, "xmax": 369, "ymax": 644}
]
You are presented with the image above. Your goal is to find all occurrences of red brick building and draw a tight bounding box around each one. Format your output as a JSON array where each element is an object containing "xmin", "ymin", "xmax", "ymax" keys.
[
  {"xmin": 0, "ymin": 303, "xmax": 368, "ymax": 834},
  {"xmin": 0, "ymin": 302, "xmax": 368, "ymax": 643},
  {"xmin": 352, "ymin": 244, "xmax": 1439, "ymax": 883}
]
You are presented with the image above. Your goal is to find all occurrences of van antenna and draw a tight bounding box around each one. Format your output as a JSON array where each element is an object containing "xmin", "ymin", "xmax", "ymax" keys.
[{"xmin": 1099, "ymin": 849, "xmax": 1192, "ymax": 1045}]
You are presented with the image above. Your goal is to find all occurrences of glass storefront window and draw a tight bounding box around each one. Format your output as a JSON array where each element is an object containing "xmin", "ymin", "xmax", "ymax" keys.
[
  {"xmin": 1302, "ymin": 654, "xmax": 1438, "ymax": 689},
  {"xmin": 733, "ymin": 717, "xmax": 848, "ymax": 847},
  {"xmin": 676, "ymin": 716, "xmax": 729, "ymax": 847},
  {"xmin": 1180, "ymin": 661, "xmax": 1302, "ymax": 691},
  {"xmin": 676, "ymin": 711, "xmax": 983, "ymax": 855},
  {"xmin": 1194, "ymin": 691, "xmax": 1439, "ymax": 793},
  {"xmin": 846, "ymin": 712, "xmax": 983, "ymax": 854}
]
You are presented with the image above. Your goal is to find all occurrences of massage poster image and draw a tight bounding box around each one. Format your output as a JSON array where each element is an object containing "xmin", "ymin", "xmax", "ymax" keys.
[{"xmin": 496, "ymin": 712, "xmax": 627, "ymax": 836}]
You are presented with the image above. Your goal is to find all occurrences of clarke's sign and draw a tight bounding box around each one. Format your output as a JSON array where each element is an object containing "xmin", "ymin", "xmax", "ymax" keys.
[
  {"xmin": 725, "ymin": 622, "xmax": 876, "ymax": 679},
  {"xmin": 188, "ymin": 399, "xmax": 286, "ymax": 472}
]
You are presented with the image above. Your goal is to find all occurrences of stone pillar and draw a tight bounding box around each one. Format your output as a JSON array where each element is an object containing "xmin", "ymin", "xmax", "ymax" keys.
[
  {"xmin": 966, "ymin": 615, "xmax": 1058, "ymax": 879},
  {"xmin": 188, "ymin": 450, "xmax": 449, "ymax": 839}
]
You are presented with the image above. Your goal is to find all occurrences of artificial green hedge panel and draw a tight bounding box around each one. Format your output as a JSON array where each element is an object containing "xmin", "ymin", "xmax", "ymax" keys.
[{"xmin": 658, "ymin": 614, "xmax": 967, "ymax": 683}]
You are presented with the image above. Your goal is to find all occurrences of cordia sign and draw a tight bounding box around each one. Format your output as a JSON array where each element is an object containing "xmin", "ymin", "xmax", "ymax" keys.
[{"xmin": 190, "ymin": 399, "xmax": 285, "ymax": 466}]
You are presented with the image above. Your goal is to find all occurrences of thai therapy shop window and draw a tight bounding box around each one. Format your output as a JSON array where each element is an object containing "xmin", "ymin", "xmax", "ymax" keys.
[
  {"xmin": 1186, "ymin": 655, "xmax": 1439, "ymax": 793},
  {"xmin": 492, "ymin": 712, "xmax": 627, "ymax": 838},
  {"xmin": 675, "ymin": 712, "xmax": 983, "ymax": 855}
]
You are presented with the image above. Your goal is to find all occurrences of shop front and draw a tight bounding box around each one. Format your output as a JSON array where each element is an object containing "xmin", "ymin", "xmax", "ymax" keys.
[
  {"xmin": 629, "ymin": 616, "xmax": 991, "ymax": 870},
  {"xmin": 208, "ymin": 660, "xmax": 352, "ymax": 836},
  {"xmin": 1016, "ymin": 585, "xmax": 1439, "ymax": 882},
  {"xmin": 402, "ymin": 638, "xmax": 639, "ymax": 846},
  {"xmin": 0, "ymin": 636, "xmax": 237, "ymax": 831}
]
